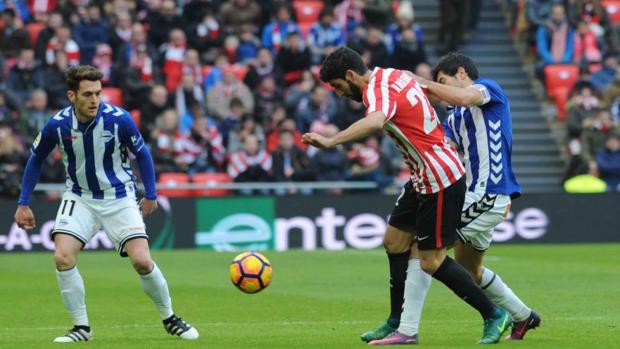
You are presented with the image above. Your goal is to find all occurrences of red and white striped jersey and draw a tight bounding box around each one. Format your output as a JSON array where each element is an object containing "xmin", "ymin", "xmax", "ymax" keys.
[
  {"xmin": 363, "ymin": 67, "xmax": 465, "ymax": 194},
  {"xmin": 227, "ymin": 149, "xmax": 272, "ymax": 179}
]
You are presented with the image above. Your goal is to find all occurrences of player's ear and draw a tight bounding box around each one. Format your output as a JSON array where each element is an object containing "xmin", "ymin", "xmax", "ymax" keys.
[
  {"xmin": 345, "ymin": 69, "xmax": 357, "ymax": 83},
  {"xmin": 66, "ymin": 90, "xmax": 75, "ymax": 103},
  {"xmin": 457, "ymin": 67, "xmax": 468, "ymax": 81}
]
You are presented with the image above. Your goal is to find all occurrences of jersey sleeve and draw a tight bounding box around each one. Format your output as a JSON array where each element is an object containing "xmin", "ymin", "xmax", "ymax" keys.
[
  {"xmin": 442, "ymin": 113, "xmax": 457, "ymax": 143},
  {"xmin": 471, "ymin": 79, "xmax": 502, "ymax": 106},
  {"xmin": 31, "ymin": 120, "xmax": 58, "ymax": 159},
  {"xmin": 365, "ymin": 69, "xmax": 397, "ymax": 121},
  {"xmin": 119, "ymin": 111, "xmax": 146, "ymax": 153}
]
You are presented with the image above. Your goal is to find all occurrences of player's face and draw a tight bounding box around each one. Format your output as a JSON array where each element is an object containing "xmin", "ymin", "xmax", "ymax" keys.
[
  {"xmin": 68, "ymin": 80, "xmax": 102, "ymax": 121},
  {"xmin": 328, "ymin": 78, "xmax": 363, "ymax": 103},
  {"xmin": 435, "ymin": 71, "xmax": 464, "ymax": 88}
]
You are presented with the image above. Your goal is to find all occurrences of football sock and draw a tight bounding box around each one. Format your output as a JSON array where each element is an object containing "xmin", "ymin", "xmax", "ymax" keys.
[
  {"xmin": 431, "ymin": 256, "xmax": 496, "ymax": 319},
  {"xmin": 398, "ymin": 259, "xmax": 431, "ymax": 336},
  {"xmin": 387, "ymin": 251, "xmax": 409, "ymax": 325},
  {"xmin": 480, "ymin": 268, "xmax": 531, "ymax": 322},
  {"xmin": 140, "ymin": 263, "xmax": 174, "ymax": 320},
  {"xmin": 56, "ymin": 266, "xmax": 89, "ymax": 327}
]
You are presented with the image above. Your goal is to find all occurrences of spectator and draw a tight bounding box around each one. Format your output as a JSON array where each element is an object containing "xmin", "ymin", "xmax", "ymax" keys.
[
  {"xmin": 0, "ymin": 8, "xmax": 30, "ymax": 59},
  {"xmin": 43, "ymin": 50, "xmax": 71, "ymax": 109},
  {"xmin": 140, "ymin": 85, "xmax": 171, "ymax": 143},
  {"xmin": 437, "ymin": 0, "xmax": 466, "ymax": 54},
  {"xmin": 244, "ymin": 47, "xmax": 280, "ymax": 90},
  {"xmin": 284, "ymin": 70, "xmax": 317, "ymax": 117},
  {"xmin": 120, "ymin": 44, "xmax": 159, "ymax": 110},
  {"xmin": 266, "ymin": 117, "xmax": 307, "ymax": 153},
  {"xmin": 203, "ymin": 54, "xmax": 230, "ymax": 91},
  {"xmin": 595, "ymin": 131, "xmax": 620, "ymax": 190},
  {"xmin": 566, "ymin": 81, "xmax": 599, "ymax": 140},
  {"xmin": 35, "ymin": 11, "xmax": 63, "ymax": 62},
  {"xmin": 581, "ymin": 109, "xmax": 620, "ymax": 173},
  {"xmin": 254, "ymin": 75, "xmax": 283, "ymax": 123},
  {"xmin": 274, "ymin": 31, "xmax": 311, "ymax": 86},
  {"xmin": 162, "ymin": 28, "xmax": 188, "ymax": 92},
  {"xmin": 307, "ymin": 7, "xmax": 344, "ymax": 65},
  {"xmin": 295, "ymin": 85, "xmax": 338, "ymax": 133},
  {"xmin": 107, "ymin": 10, "xmax": 133, "ymax": 62},
  {"xmin": 334, "ymin": 0, "xmax": 365, "ymax": 38},
  {"xmin": 73, "ymin": 3, "xmax": 109, "ymax": 65},
  {"xmin": 19, "ymin": 89, "xmax": 51, "ymax": 144},
  {"xmin": 261, "ymin": 3, "xmax": 300, "ymax": 53},
  {"xmin": 218, "ymin": 0, "xmax": 261, "ymax": 36},
  {"xmin": 573, "ymin": 19, "xmax": 602, "ymax": 72},
  {"xmin": 590, "ymin": 52, "xmax": 617, "ymax": 93},
  {"xmin": 361, "ymin": 27, "xmax": 389, "ymax": 69},
  {"xmin": 236, "ymin": 24, "xmax": 261, "ymax": 63},
  {"xmin": 228, "ymin": 134, "xmax": 273, "ymax": 193},
  {"xmin": 183, "ymin": 49, "xmax": 205, "ymax": 88},
  {"xmin": 219, "ymin": 97, "xmax": 247, "ymax": 147},
  {"xmin": 390, "ymin": 28, "xmax": 427, "ymax": 73},
  {"xmin": 206, "ymin": 69, "xmax": 254, "ymax": 120},
  {"xmin": 227, "ymin": 115, "xmax": 265, "ymax": 153},
  {"xmin": 333, "ymin": 98, "xmax": 364, "ymax": 132},
  {"xmin": 310, "ymin": 124, "xmax": 348, "ymax": 193},
  {"xmin": 271, "ymin": 129, "xmax": 314, "ymax": 184},
  {"xmin": 0, "ymin": 122, "xmax": 25, "ymax": 197},
  {"xmin": 602, "ymin": 66, "xmax": 620, "ymax": 122},
  {"xmin": 56, "ymin": 0, "xmax": 81, "ymax": 27},
  {"xmin": 527, "ymin": 0, "xmax": 555, "ymax": 43},
  {"xmin": 45, "ymin": 25, "xmax": 80, "ymax": 66},
  {"xmin": 569, "ymin": 0, "xmax": 611, "ymax": 46},
  {"xmin": 5, "ymin": 48, "xmax": 44, "ymax": 105},
  {"xmin": 347, "ymin": 136, "xmax": 392, "ymax": 190},
  {"xmin": 153, "ymin": 109, "xmax": 191, "ymax": 173},
  {"xmin": 92, "ymin": 43, "xmax": 119, "ymax": 87},
  {"xmin": 146, "ymin": 0, "xmax": 184, "ymax": 49},
  {"xmin": 0, "ymin": 90, "xmax": 20, "ymax": 124},
  {"xmin": 122, "ymin": 23, "xmax": 158, "ymax": 67},
  {"xmin": 175, "ymin": 73, "xmax": 206, "ymax": 133},
  {"xmin": 386, "ymin": 0, "xmax": 423, "ymax": 54},
  {"xmin": 536, "ymin": 4, "xmax": 574, "ymax": 68},
  {"xmin": 188, "ymin": 8, "xmax": 222, "ymax": 54},
  {"xmin": 186, "ymin": 115, "xmax": 227, "ymax": 173}
]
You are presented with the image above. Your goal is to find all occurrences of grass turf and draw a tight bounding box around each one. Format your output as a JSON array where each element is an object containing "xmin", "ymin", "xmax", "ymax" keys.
[{"xmin": 0, "ymin": 244, "xmax": 618, "ymax": 348}]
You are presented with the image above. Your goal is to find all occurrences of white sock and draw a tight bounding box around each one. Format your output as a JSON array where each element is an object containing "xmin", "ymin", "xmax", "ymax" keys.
[
  {"xmin": 398, "ymin": 259, "xmax": 432, "ymax": 336},
  {"xmin": 480, "ymin": 268, "xmax": 531, "ymax": 321},
  {"xmin": 56, "ymin": 267, "xmax": 89, "ymax": 326},
  {"xmin": 140, "ymin": 263, "xmax": 174, "ymax": 320}
]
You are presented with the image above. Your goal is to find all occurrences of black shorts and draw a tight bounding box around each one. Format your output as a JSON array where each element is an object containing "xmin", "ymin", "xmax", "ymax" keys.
[{"xmin": 388, "ymin": 177, "xmax": 466, "ymax": 250}]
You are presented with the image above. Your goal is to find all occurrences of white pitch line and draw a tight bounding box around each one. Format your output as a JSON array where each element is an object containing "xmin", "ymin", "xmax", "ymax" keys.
[{"xmin": 0, "ymin": 317, "xmax": 611, "ymax": 332}]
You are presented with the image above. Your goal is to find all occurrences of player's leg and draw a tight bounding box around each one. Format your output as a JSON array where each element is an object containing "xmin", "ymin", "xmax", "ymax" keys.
[
  {"xmin": 416, "ymin": 178, "xmax": 510, "ymax": 344},
  {"xmin": 369, "ymin": 244, "xmax": 431, "ymax": 346},
  {"xmin": 51, "ymin": 194, "xmax": 98, "ymax": 342},
  {"xmin": 457, "ymin": 195, "xmax": 540, "ymax": 340},
  {"xmin": 101, "ymin": 198, "xmax": 199, "ymax": 340},
  {"xmin": 361, "ymin": 183, "xmax": 417, "ymax": 343}
]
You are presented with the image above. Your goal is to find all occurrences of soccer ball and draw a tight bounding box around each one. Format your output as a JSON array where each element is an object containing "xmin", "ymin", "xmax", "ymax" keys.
[{"xmin": 230, "ymin": 251, "xmax": 273, "ymax": 294}]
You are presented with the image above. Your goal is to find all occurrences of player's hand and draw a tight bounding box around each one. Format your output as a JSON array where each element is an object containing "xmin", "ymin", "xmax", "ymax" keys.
[
  {"xmin": 139, "ymin": 198, "xmax": 158, "ymax": 217},
  {"xmin": 14, "ymin": 205, "xmax": 36, "ymax": 230},
  {"xmin": 302, "ymin": 132, "xmax": 334, "ymax": 149}
]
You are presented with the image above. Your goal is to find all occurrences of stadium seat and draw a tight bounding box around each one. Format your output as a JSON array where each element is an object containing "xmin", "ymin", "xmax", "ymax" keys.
[
  {"xmin": 100, "ymin": 87, "xmax": 124, "ymax": 107},
  {"xmin": 544, "ymin": 64, "xmax": 579, "ymax": 119},
  {"xmin": 158, "ymin": 172, "xmax": 192, "ymax": 198},
  {"xmin": 130, "ymin": 109, "xmax": 141, "ymax": 128},
  {"xmin": 292, "ymin": 0, "xmax": 324, "ymax": 24},
  {"xmin": 191, "ymin": 172, "xmax": 232, "ymax": 197},
  {"xmin": 26, "ymin": 22, "xmax": 45, "ymax": 46},
  {"xmin": 603, "ymin": 1, "xmax": 620, "ymax": 25}
]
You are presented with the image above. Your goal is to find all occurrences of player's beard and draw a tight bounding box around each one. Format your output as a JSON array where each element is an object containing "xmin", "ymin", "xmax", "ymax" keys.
[{"xmin": 347, "ymin": 80, "xmax": 363, "ymax": 103}]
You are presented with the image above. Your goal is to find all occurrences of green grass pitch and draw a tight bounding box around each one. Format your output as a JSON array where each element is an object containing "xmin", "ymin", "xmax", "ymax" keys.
[{"xmin": 0, "ymin": 244, "xmax": 618, "ymax": 348}]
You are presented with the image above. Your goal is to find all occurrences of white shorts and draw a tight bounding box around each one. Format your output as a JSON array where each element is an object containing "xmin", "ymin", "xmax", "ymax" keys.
[
  {"xmin": 457, "ymin": 192, "xmax": 511, "ymax": 251},
  {"xmin": 52, "ymin": 192, "xmax": 147, "ymax": 256}
]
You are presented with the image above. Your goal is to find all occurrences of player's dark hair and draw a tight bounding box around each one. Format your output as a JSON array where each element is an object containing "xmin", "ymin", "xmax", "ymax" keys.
[
  {"xmin": 319, "ymin": 46, "xmax": 368, "ymax": 83},
  {"xmin": 65, "ymin": 65, "xmax": 103, "ymax": 92},
  {"xmin": 432, "ymin": 52, "xmax": 479, "ymax": 81}
]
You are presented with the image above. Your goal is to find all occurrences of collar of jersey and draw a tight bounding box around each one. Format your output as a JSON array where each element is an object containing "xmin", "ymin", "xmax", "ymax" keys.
[
  {"xmin": 361, "ymin": 67, "xmax": 380, "ymax": 107},
  {"xmin": 71, "ymin": 104, "xmax": 102, "ymax": 131}
]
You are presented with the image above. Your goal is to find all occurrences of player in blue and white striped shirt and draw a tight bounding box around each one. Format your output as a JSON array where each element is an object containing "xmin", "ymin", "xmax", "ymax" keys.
[
  {"xmin": 14, "ymin": 66, "xmax": 198, "ymax": 342},
  {"xmin": 367, "ymin": 54, "xmax": 541, "ymax": 345}
]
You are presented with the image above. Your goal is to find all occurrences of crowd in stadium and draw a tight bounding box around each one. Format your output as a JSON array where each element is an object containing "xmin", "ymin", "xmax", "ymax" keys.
[
  {"xmin": 512, "ymin": 0, "xmax": 620, "ymax": 190},
  {"xmin": 1, "ymin": 0, "xmax": 619, "ymax": 196}
]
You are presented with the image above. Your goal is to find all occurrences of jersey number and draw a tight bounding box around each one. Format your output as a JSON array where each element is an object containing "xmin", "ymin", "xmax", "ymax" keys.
[
  {"xmin": 61, "ymin": 199, "xmax": 76, "ymax": 216},
  {"xmin": 406, "ymin": 86, "xmax": 439, "ymax": 134}
]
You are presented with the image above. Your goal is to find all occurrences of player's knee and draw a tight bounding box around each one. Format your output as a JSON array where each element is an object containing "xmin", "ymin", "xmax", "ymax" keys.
[
  {"xmin": 54, "ymin": 251, "xmax": 76, "ymax": 270},
  {"xmin": 419, "ymin": 257, "xmax": 442, "ymax": 274},
  {"xmin": 131, "ymin": 257, "xmax": 154, "ymax": 275}
]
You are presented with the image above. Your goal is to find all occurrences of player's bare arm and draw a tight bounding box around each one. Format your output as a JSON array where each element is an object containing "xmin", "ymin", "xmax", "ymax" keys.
[
  {"xmin": 302, "ymin": 111, "xmax": 384, "ymax": 148},
  {"xmin": 413, "ymin": 75, "xmax": 484, "ymax": 107}
]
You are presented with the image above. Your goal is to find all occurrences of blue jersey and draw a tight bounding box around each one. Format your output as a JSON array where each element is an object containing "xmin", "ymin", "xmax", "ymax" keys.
[
  {"xmin": 443, "ymin": 78, "xmax": 521, "ymax": 198},
  {"xmin": 31, "ymin": 103, "xmax": 146, "ymax": 200}
]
